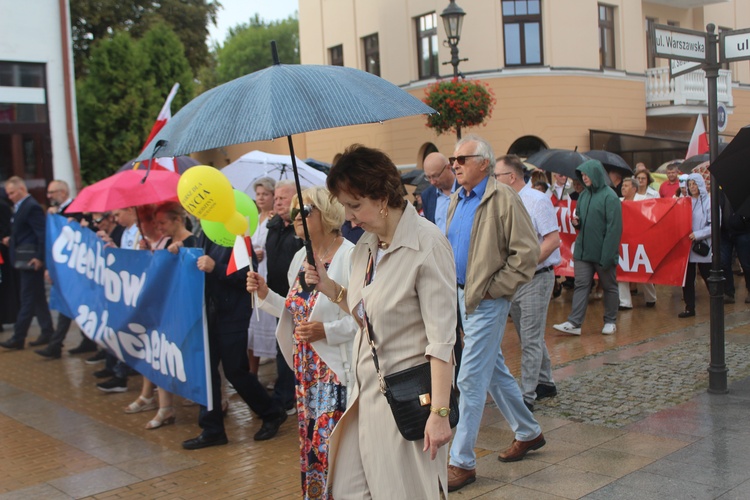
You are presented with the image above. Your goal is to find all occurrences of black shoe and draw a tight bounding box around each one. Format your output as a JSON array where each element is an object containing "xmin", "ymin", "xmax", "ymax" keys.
[
  {"xmin": 85, "ymin": 351, "xmax": 107, "ymax": 365},
  {"xmin": 28, "ymin": 335, "xmax": 52, "ymax": 347},
  {"xmin": 618, "ymin": 305, "xmax": 633, "ymax": 311},
  {"xmin": 93, "ymin": 368, "xmax": 115, "ymax": 379},
  {"xmin": 0, "ymin": 338, "xmax": 24, "ymax": 350},
  {"xmin": 524, "ymin": 400, "xmax": 534, "ymax": 413},
  {"xmin": 35, "ymin": 346, "xmax": 61, "ymax": 359},
  {"xmin": 535, "ymin": 383, "xmax": 558, "ymax": 400},
  {"xmin": 646, "ymin": 301, "xmax": 656, "ymax": 308},
  {"xmin": 552, "ymin": 281, "xmax": 562, "ymax": 299},
  {"xmin": 724, "ymin": 294, "xmax": 735, "ymax": 304},
  {"xmin": 182, "ymin": 433, "xmax": 228, "ymax": 450},
  {"xmin": 254, "ymin": 411, "xmax": 288, "ymax": 441},
  {"xmin": 97, "ymin": 377, "xmax": 127, "ymax": 392},
  {"xmin": 69, "ymin": 342, "xmax": 98, "ymax": 355},
  {"xmin": 678, "ymin": 310, "xmax": 695, "ymax": 318}
]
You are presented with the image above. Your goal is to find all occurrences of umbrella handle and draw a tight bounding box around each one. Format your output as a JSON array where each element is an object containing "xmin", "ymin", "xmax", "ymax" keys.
[{"xmin": 297, "ymin": 241, "xmax": 317, "ymax": 293}]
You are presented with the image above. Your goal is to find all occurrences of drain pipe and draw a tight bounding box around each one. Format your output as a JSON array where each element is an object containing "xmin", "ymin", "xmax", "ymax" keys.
[{"xmin": 58, "ymin": 0, "xmax": 82, "ymax": 192}]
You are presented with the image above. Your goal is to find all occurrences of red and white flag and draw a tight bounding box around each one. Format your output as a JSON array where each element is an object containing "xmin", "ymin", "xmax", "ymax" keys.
[
  {"xmin": 140, "ymin": 83, "xmax": 180, "ymax": 172},
  {"xmin": 686, "ymin": 114, "xmax": 709, "ymax": 158},
  {"xmin": 226, "ymin": 235, "xmax": 252, "ymax": 276}
]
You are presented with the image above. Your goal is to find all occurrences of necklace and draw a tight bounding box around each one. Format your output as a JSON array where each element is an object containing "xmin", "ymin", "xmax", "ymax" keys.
[
  {"xmin": 377, "ymin": 240, "xmax": 390, "ymax": 250},
  {"xmin": 316, "ymin": 236, "xmax": 340, "ymax": 262}
]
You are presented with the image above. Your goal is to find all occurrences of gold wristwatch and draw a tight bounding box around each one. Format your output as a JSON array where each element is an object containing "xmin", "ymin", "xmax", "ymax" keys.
[{"xmin": 430, "ymin": 406, "xmax": 450, "ymax": 417}]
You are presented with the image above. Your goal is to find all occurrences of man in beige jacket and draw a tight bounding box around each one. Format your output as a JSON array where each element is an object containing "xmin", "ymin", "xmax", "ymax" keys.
[{"xmin": 445, "ymin": 135, "xmax": 545, "ymax": 492}]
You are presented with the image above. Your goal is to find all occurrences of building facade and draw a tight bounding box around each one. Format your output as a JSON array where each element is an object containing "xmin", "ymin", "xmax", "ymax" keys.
[
  {"xmin": 285, "ymin": 0, "xmax": 750, "ymax": 170},
  {"xmin": 0, "ymin": 0, "xmax": 80, "ymax": 200}
]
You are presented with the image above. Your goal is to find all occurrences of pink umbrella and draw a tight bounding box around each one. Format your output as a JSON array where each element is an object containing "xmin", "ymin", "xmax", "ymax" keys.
[{"xmin": 67, "ymin": 170, "xmax": 180, "ymax": 213}]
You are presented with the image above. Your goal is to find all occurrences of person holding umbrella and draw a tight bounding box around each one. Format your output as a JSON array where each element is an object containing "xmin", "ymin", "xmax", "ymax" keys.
[
  {"xmin": 303, "ymin": 145, "xmax": 456, "ymax": 498},
  {"xmin": 247, "ymin": 186, "xmax": 357, "ymax": 499}
]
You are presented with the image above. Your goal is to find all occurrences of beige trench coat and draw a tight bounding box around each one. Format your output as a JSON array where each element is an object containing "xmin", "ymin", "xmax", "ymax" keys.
[{"xmin": 328, "ymin": 204, "xmax": 457, "ymax": 498}]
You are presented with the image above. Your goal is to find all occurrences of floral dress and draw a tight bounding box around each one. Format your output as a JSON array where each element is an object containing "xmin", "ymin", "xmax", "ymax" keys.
[{"xmin": 285, "ymin": 265, "xmax": 347, "ymax": 499}]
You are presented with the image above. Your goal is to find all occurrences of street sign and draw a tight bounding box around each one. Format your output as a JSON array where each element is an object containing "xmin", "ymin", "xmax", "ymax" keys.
[
  {"xmin": 670, "ymin": 59, "xmax": 702, "ymax": 78},
  {"xmin": 652, "ymin": 24, "xmax": 707, "ymax": 63},
  {"xmin": 721, "ymin": 28, "xmax": 750, "ymax": 62}
]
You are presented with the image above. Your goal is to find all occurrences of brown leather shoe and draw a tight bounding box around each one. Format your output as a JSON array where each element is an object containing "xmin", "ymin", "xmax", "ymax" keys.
[
  {"xmin": 447, "ymin": 464, "xmax": 476, "ymax": 492},
  {"xmin": 498, "ymin": 433, "xmax": 546, "ymax": 462}
]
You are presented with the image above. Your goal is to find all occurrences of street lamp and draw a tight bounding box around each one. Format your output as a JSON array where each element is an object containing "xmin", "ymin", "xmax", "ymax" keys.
[{"xmin": 440, "ymin": 0, "xmax": 468, "ymax": 138}]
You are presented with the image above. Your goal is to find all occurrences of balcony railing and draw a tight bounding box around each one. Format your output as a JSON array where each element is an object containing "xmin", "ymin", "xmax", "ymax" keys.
[{"xmin": 645, "ymin": 66, "xmax": 733, "ymax": 108}]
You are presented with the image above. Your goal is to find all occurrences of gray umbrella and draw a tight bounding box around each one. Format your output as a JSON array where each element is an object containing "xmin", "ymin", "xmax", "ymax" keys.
[{"xmin": 137, "ymin": 42, "xmax": 434, "ymax": 288}]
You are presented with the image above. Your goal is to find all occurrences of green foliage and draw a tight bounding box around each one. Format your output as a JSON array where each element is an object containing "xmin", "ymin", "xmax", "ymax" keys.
[
  {"xmin": 423, "ymin": 78, "xmax": 496, "ymax": 136},
  {"xmin": 71, "ymin": 0, "xmax": 220, "ymax": 76},
  {"xmin": 76, "ymin": 25, "xmax": 195, "ymax": 184},
  {"xmin": 212, "ymin": 14, "xmax": 299, "ymax": 86}
]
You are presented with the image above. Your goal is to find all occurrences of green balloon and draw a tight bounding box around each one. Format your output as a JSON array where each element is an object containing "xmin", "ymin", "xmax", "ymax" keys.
[
  {"xmin": 233, "ymin": 189, "xmax": 259, "ymax": 235},
  {"xmin": 200, "ymin": 219, "xmax": 235, "ymax": 247}
]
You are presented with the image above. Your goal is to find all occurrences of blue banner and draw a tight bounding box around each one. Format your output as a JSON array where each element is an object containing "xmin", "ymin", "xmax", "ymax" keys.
[{"xmin": 46, "ymin": 215, "xmax": 210, "ymax": 408}]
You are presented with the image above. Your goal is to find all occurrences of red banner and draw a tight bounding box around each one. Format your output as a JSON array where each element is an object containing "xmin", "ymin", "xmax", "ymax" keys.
[{"xmin": 553, "ymin": 198, "xmax": 692, "ymax": 286}]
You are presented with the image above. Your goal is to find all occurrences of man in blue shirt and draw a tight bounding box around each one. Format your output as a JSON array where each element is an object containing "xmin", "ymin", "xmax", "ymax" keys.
[{"xmin": 445, "ymin": 136, "xmax": 544, "ymax": 492}]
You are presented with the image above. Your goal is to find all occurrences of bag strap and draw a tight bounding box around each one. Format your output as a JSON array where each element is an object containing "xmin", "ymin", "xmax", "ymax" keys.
[{"xmin": 361, "ymin": 249, "xmax": 387, "ymax": 394}]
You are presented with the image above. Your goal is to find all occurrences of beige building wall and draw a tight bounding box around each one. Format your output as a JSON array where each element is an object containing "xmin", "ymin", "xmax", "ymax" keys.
[{"xmin": 200, "ymin": 0, "xmax": 750, "ymax": 169}]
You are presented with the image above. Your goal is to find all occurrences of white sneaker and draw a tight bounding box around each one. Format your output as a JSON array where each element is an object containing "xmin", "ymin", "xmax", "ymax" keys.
[
  {"xmin": 602, "ymin": 323, "xmax": 617, "ymax": 335},
  {"xmin": 553, "ymin": 322, "xmax": 581, "ymax": 335}
]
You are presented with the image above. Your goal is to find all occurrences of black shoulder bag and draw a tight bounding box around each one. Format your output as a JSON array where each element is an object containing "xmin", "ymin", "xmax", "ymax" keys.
[{"xmin": 361, "ymin": 249, "xmax": 459, "ymax": 441}]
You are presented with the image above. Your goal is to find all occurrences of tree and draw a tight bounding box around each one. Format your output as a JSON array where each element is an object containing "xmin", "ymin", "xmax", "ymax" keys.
[
  {"xmin": 76, "ymin": 25, "xmax": 194, "ymax": 184},
  {"xmin": 211, "ymin": 14, "xmax": 299, "ymax": 86},
  {"xmin": 70, "ymin": 0, "xmax": 220, "ymax": 76}
]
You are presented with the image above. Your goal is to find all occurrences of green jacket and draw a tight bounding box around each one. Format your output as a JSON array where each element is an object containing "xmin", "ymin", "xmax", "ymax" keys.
[{"xmin": 573, "ymin": 160, "xmax": 622, "ymax": 269}]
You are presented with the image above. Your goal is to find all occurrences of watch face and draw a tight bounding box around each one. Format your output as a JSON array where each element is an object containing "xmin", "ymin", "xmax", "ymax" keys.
[{"xmin": 439, "ymin": 408, "xmax": 449, "ymax": 417}]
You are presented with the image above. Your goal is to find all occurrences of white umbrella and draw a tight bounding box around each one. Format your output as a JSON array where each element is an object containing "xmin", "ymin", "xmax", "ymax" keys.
[{"xmin": 221, "ymin": 150, "xmax": 327, "ymax": 198}]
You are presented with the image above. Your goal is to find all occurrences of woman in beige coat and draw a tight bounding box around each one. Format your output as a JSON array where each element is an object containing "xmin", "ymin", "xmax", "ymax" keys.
[{"xmin": 304, "ymin": 145, "xmax": 457, "ymax": 498}]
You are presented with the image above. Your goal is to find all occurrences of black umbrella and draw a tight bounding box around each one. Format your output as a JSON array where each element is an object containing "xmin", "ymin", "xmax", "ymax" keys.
[
  {"xmin": 585, "ymin": 150, "xmax": 632, "ymax": 177},
  {"xmin": 680, "ymin": 143, "xmax": 729, "ymax": 174},
  {"xmin": 709, "ymin": 126, "xmax": 750, "ymax": 214},
  {"xmin": 401, "ymin": 169, "xmax": 426, "ymax": 186},
  {"xmin": 136, "ymin": 41, "xmax": 434, "ymax": 289},
  {"xmin": 525, "ymin": 149, "xmax": 590, "ymax": 179}
]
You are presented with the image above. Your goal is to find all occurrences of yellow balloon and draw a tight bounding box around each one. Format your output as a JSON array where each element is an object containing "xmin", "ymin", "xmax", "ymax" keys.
[
  {"xmin": 223, "ymin": 211, "xmax": 249, "ymax": 236},
  {"xmin": 177, "ymin": 165, "xmax": 235, "ymax": 222}
]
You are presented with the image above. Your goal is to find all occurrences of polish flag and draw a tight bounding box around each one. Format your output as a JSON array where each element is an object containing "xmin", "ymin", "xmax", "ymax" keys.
[
  {"xmin": 141, "ymin": 83, "xmax": 180, "ymax": 172},
  {"xmin": 686, "ymin": 114, "xmax": 709, "ymax": 158},
  {"xmin": 226, "ymin": 235, "xmax": 252, "ymax": 276}
]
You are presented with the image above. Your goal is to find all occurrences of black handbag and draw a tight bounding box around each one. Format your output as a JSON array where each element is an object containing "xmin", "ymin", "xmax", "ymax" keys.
[
  {"xmin": 692, "ymin": 240, "xmax": 710, "ymax": 257},
  {"xmin": 13, "ymin": 244, "xmax": 37, "ymax": 270},
  {"xmin": 362, "ymin": 250, "xmax": 459, "ymax": 441}
]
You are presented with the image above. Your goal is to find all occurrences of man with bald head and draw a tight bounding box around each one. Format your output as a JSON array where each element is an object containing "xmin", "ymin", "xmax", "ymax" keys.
[
  {"xmin": 46, "ymin": 180, "xmax": 72, "ymax": 215},
  {"xmin": 421, "ymin": 152, "xmax": 456, "ymax": 233},
  {"xmin": 0, "ymin": 176, "xmax": 54, "ymax": 350}
]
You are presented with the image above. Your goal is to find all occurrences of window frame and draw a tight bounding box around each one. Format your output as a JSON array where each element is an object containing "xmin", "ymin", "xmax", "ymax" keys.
[
  {"xmin": 416, "ymin": 12, "xmax": 439, "ymax": 80},
  {"xmin": 362, "ymin": 33, "xmax": 380, "ymax": 76},
  {"xmin": 328, "ymin": 45, "xmax": 344, "ymax": 66},
  {"xmin": 501, "ymin": 0, "xmax": 544, "ymax": 67},
  {"xmin": 598, "ymin": 4, "xmax": 616, "ymax": 69}
]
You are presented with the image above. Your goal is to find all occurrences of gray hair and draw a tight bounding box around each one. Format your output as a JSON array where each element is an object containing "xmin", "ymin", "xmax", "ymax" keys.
[
  {"xmin": 275, "ymin": 179, "xmax": 297, "ymax": 192},
  {"xmin": 621, "ymin": 177, "xmax": 636, "ymax": 190},
  {"xmin": 456, "ymin": 134, "xmax": 496, "ymax": 175},
  {"xmin": 252, "ymin": 176, "xmax": 276, "ymax": 194}
]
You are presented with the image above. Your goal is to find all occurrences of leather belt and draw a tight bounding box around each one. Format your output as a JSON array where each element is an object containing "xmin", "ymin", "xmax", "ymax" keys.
[{"xmin": 534, "ymin": 265, "xmax": 554, "ymax": 276}]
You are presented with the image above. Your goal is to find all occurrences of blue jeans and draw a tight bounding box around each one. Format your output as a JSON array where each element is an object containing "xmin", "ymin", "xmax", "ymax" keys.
[
  {"xmin": 449, "ymin": 290, "xmax": 542, "ymax": 470},
  {"xmin": 720, "ymin": 231, "xmax": 750, "ymax": 297}
]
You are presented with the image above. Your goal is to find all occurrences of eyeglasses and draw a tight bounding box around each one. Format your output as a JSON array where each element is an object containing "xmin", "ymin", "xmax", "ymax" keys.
[
  {"xmin": 47, "ymin": 189, "xmax": 62, "ymax": 195},
  {"xmin": 424, "ymin": 164, "xmax": 448, "ymax": 181},
  {"xmin": 448, "ymin": 155, "xmax": 483, "ymax": 166},
  {"xmin": 92, "ymin": 215, "xmax": 106, "ymax": 224},
  {"xmin": 494, "ymin": 172, "xmax": 513, "ymax": 179},
  {"xmin": 290, "ymin": 204, "xmax": 315, "ymax": 220}
]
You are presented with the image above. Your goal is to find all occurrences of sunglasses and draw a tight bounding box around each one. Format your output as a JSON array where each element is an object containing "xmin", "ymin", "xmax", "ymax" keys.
[
  {"xmin": 448, "ymin": 154, "xmax": 483, "ymax": 166},
  {"xmin": 290, "ymin": 204, "xmax": 315, "ymax": 220}
]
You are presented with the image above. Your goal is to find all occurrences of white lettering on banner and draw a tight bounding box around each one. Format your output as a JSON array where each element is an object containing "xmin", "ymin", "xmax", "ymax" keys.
[
  {"xmin": 76, "ymin": 306, "xmax": 187, "ymax": 382},
  {"xmin": 555, "ymin": 206, "xmax": 577, "ymax": 235},
  {"xmin": 52, "ymin": 226, "xmax": 146, "ymax": 308},
  {"xmin": 619, "ymin": 244, "xmax": 653, "ymax": 273}
]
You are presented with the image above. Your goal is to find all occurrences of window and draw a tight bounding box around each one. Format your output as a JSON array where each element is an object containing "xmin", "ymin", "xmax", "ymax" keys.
[
  {"xmin": 502, "ymin": 0, "xmax": 543, "ymax": 66},
  {"xmin": 598, "ymin": 4, "xmax": 615, "ymax": 69},
  {"xmin": 362, "ymin": 34, "xmax": 380, "ymax": 76},
  {"xmin": 645, "ymin": 17, "xmax": 657, "ymax": 68},
  {"xmin": 328, "ymin": 45, "xmax": 343, "ymax": 66},
  {"xmin": 0, "ymin": 62, "xmax": 47, "ymax": 124},
  {"xmin": 416, "ymin": 12, "xmax": 439, "ymax": 79}
]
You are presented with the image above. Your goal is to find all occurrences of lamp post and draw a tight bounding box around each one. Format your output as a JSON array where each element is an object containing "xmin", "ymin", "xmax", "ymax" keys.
[{"xmin": 440, "ymin": 0, "xmax": 468, "ymax": 139}]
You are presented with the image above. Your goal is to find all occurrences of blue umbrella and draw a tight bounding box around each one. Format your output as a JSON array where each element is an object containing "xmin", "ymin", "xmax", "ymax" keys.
[{"xmin": 137, "ymin": 42, "xmax": 434, "ymax": 288}]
